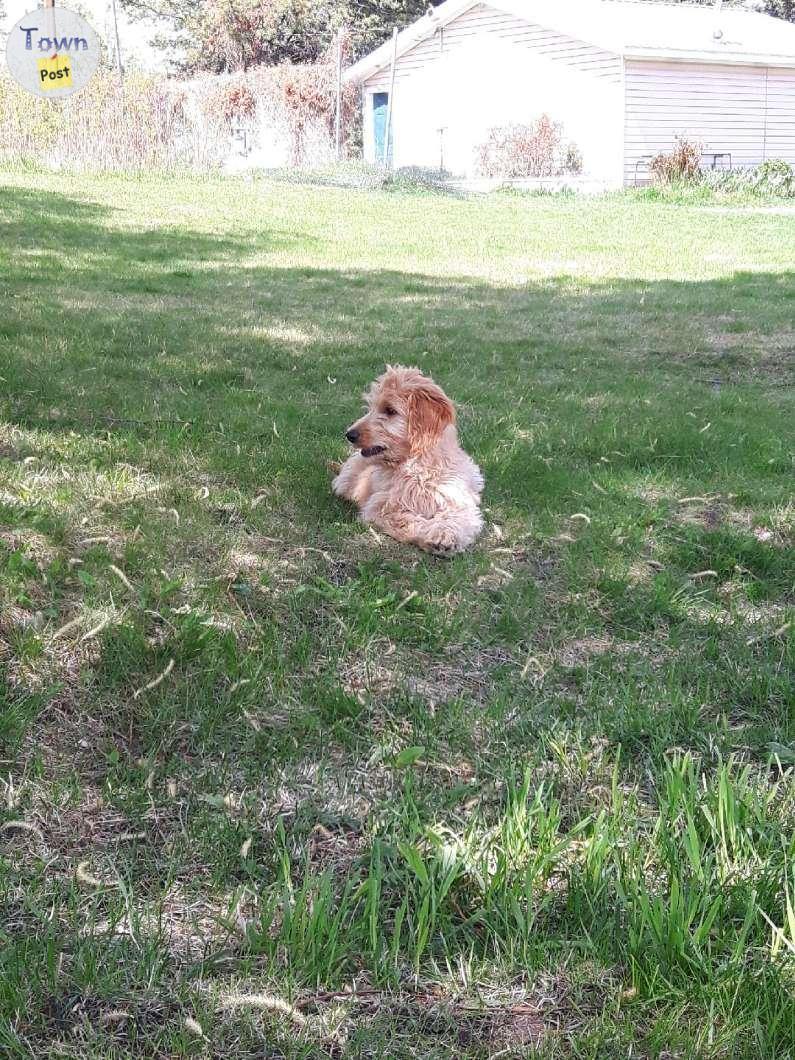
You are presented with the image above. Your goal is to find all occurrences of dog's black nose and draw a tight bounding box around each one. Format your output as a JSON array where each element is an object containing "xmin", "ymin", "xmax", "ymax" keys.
[{"xmin": 346, "ymin": 428, "xmax": 359, "ymax": 444}]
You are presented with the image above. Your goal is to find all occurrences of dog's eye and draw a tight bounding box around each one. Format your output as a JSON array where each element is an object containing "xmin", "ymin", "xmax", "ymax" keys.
[{"xmin": 383, "ymin": 406, "xmax": 397, "ymax": 417}]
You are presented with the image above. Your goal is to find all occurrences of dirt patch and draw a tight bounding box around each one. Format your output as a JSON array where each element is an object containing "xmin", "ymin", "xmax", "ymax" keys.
[
  {"xmin": 0, "ymin": 528, "xmax": 61, "ymax": 568},
  {"xmin": 77, "ymin": 883, "xmax": 255, "ymax": 960},
  {"xmin": 706, "ymin": 329, "xmax": 795, "ymax": 373},
  {"xmin": 485, "ymin": 1007, "xmax": 549, "ymax": 1050},
  {"xmin": 308, "ymin": 821, "xmax": 368, "ymax": 878},
  {"xmin": 16, "ymin": 699, "xmax": 111, "ymax": 782},
  {"xmin": 625, "ymin": 484, "xmax": 669, "ymax": 504},
  {"xmin": 672, "ymin": 499, "xmax": 793, "ymax": 548},
  {"xmin": 222, "ymin": 547, "xmax": 270, "ymax": 577},
  {"xmin": 39, "ymin": 991, "xmax": 185, "ymax": 1053},
  {"xmin": 752, "ymin": 524, "xmax": 794, "ymax": 550},
  {"xmin": 339, "ymin": 642, "xmax": 516, "ymax": 706},
  {"xmin": 0, "ymin": 603, "xmax": 44, "ymax": 636},
  {"xmin": 3, "ymin": 609, "xmax": 105, "ymax": 695},
  {"xmin": 555, "ymin": 635, "xmax": 615, "ymax": 668}
]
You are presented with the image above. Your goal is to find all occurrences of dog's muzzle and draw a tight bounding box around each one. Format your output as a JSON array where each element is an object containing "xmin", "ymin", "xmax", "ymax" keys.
[{"xmin": 345, "ymin": 427, "xmax": 385, "ymax": 458}]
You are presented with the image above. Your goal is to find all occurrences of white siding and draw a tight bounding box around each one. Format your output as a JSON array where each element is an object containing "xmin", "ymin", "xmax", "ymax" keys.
[
  {"xmin": 366, "ymin": 4, "xmax": 622, "ymax": 90},
  {"xmin": 362, "ymin": 2, "xmax": 624, "ymax": 182},
  {"xmin": 624, "ymin": 59, "xmax": 795, "ymax": 184},
  {"xmin": 765, "ymin": 68, "xmax": 795, "ymax": 162}
]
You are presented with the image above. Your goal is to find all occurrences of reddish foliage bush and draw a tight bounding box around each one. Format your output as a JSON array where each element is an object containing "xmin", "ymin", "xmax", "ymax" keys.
[
  {"xmin": 198, "ymin": 37, "xmax": 358, "ymax": 166},
  {"xmin": 649, "ymin": 135, "xmax": 702, "ymax": 184},
  {"xmin": 255, "ymin": 55, "xmax": 358, "ymax": 165},
  {"xmin": 0, "ymin": 40, "xmax": 356, "ymax": 171},
  {"xmin": 476, "ymin": 115, "xmax": 581, "ymax": 178},
  {"xmin": 219, "ymin": 81, "xmax": 257, "ymax": 122}
]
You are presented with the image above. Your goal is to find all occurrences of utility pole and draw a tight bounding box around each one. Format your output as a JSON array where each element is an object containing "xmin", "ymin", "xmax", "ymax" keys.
[
  {"xmin": 44, "ymin": 0, "xmax": 55, "ymax": 49},
  {"xmin": 110, "ymin": 0, "xmax": 124, "ymax": 82},
  {"xmin": 335, "ymin": 29, "xmax": 343, "ymax": 160},
  {"xmin": 384, "ymin": 27, "xmax": 398, "ymax": 166}
]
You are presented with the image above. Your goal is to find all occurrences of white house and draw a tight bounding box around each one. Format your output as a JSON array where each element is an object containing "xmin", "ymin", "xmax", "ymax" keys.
[{"xmin": 344, "ymin": 0, "xmax": 795, "ymax": 186}]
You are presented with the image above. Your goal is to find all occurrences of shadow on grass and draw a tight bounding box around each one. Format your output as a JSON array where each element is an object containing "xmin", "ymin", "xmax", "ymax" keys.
[
  {"xmin": 0, "ymin": 190, "xmax": 791, "ymax": 661},
  {"xmin": 2, "ymin": 184, "xmax": 793, "ymax": 484},
  {"xmin": 1, "ymin": 184, "xmax": 792, "ymax": 743}
]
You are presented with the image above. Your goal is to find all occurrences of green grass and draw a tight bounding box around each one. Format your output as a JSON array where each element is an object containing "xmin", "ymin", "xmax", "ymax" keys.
[{"xmin": 0, "ymin": 171, "xmax": 793, "ymax": 1058}]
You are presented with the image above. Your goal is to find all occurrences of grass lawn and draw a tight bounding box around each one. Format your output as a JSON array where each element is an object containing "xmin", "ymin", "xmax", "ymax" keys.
[{"xmin": 0, "ymin": 171, "xmax": 794, "ymax": 1058}]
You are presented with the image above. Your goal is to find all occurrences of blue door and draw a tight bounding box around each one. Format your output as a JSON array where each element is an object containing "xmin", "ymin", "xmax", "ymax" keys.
[{"xmin": 372, "ymin": 92, "xmax": 392, "ymax": 165}]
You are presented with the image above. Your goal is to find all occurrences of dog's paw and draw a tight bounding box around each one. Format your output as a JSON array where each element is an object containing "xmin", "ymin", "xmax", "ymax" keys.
[
  {"xmin": 326, "ymin": 459, "xmax": 343, "ymax": 475},
  {"xmin": 422, "ymin": 531, "xmax": 461, "ymax": 558}
]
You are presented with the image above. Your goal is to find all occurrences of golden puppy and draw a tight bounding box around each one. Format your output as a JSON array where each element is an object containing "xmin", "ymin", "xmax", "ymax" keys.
[{"xmin": 333, "ymin": 366, "xmax": 483, "ymax": 555}]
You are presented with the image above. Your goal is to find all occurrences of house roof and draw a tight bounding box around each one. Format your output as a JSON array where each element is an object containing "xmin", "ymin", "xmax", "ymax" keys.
[{"xmin": 344, "ymin": 0, "xmax": 795, "ymax": 82}]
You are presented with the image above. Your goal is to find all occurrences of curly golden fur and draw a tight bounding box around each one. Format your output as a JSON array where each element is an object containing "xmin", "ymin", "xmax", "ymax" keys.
[{"xmin": 332, "ymin": 366, "xmax": 484, "ymax": 555}]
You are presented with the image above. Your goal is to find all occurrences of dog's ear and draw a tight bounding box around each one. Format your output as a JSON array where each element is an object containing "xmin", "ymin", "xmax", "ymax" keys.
[{"xmin": 407, "ymin": 380, "xmax": 456, "ymax": 453}]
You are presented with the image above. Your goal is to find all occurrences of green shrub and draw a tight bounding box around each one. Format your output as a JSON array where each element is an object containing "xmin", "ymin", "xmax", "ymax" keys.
[{"xmin": 703, "ymin": 159, "xmax": 795, "ymax": 198}]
